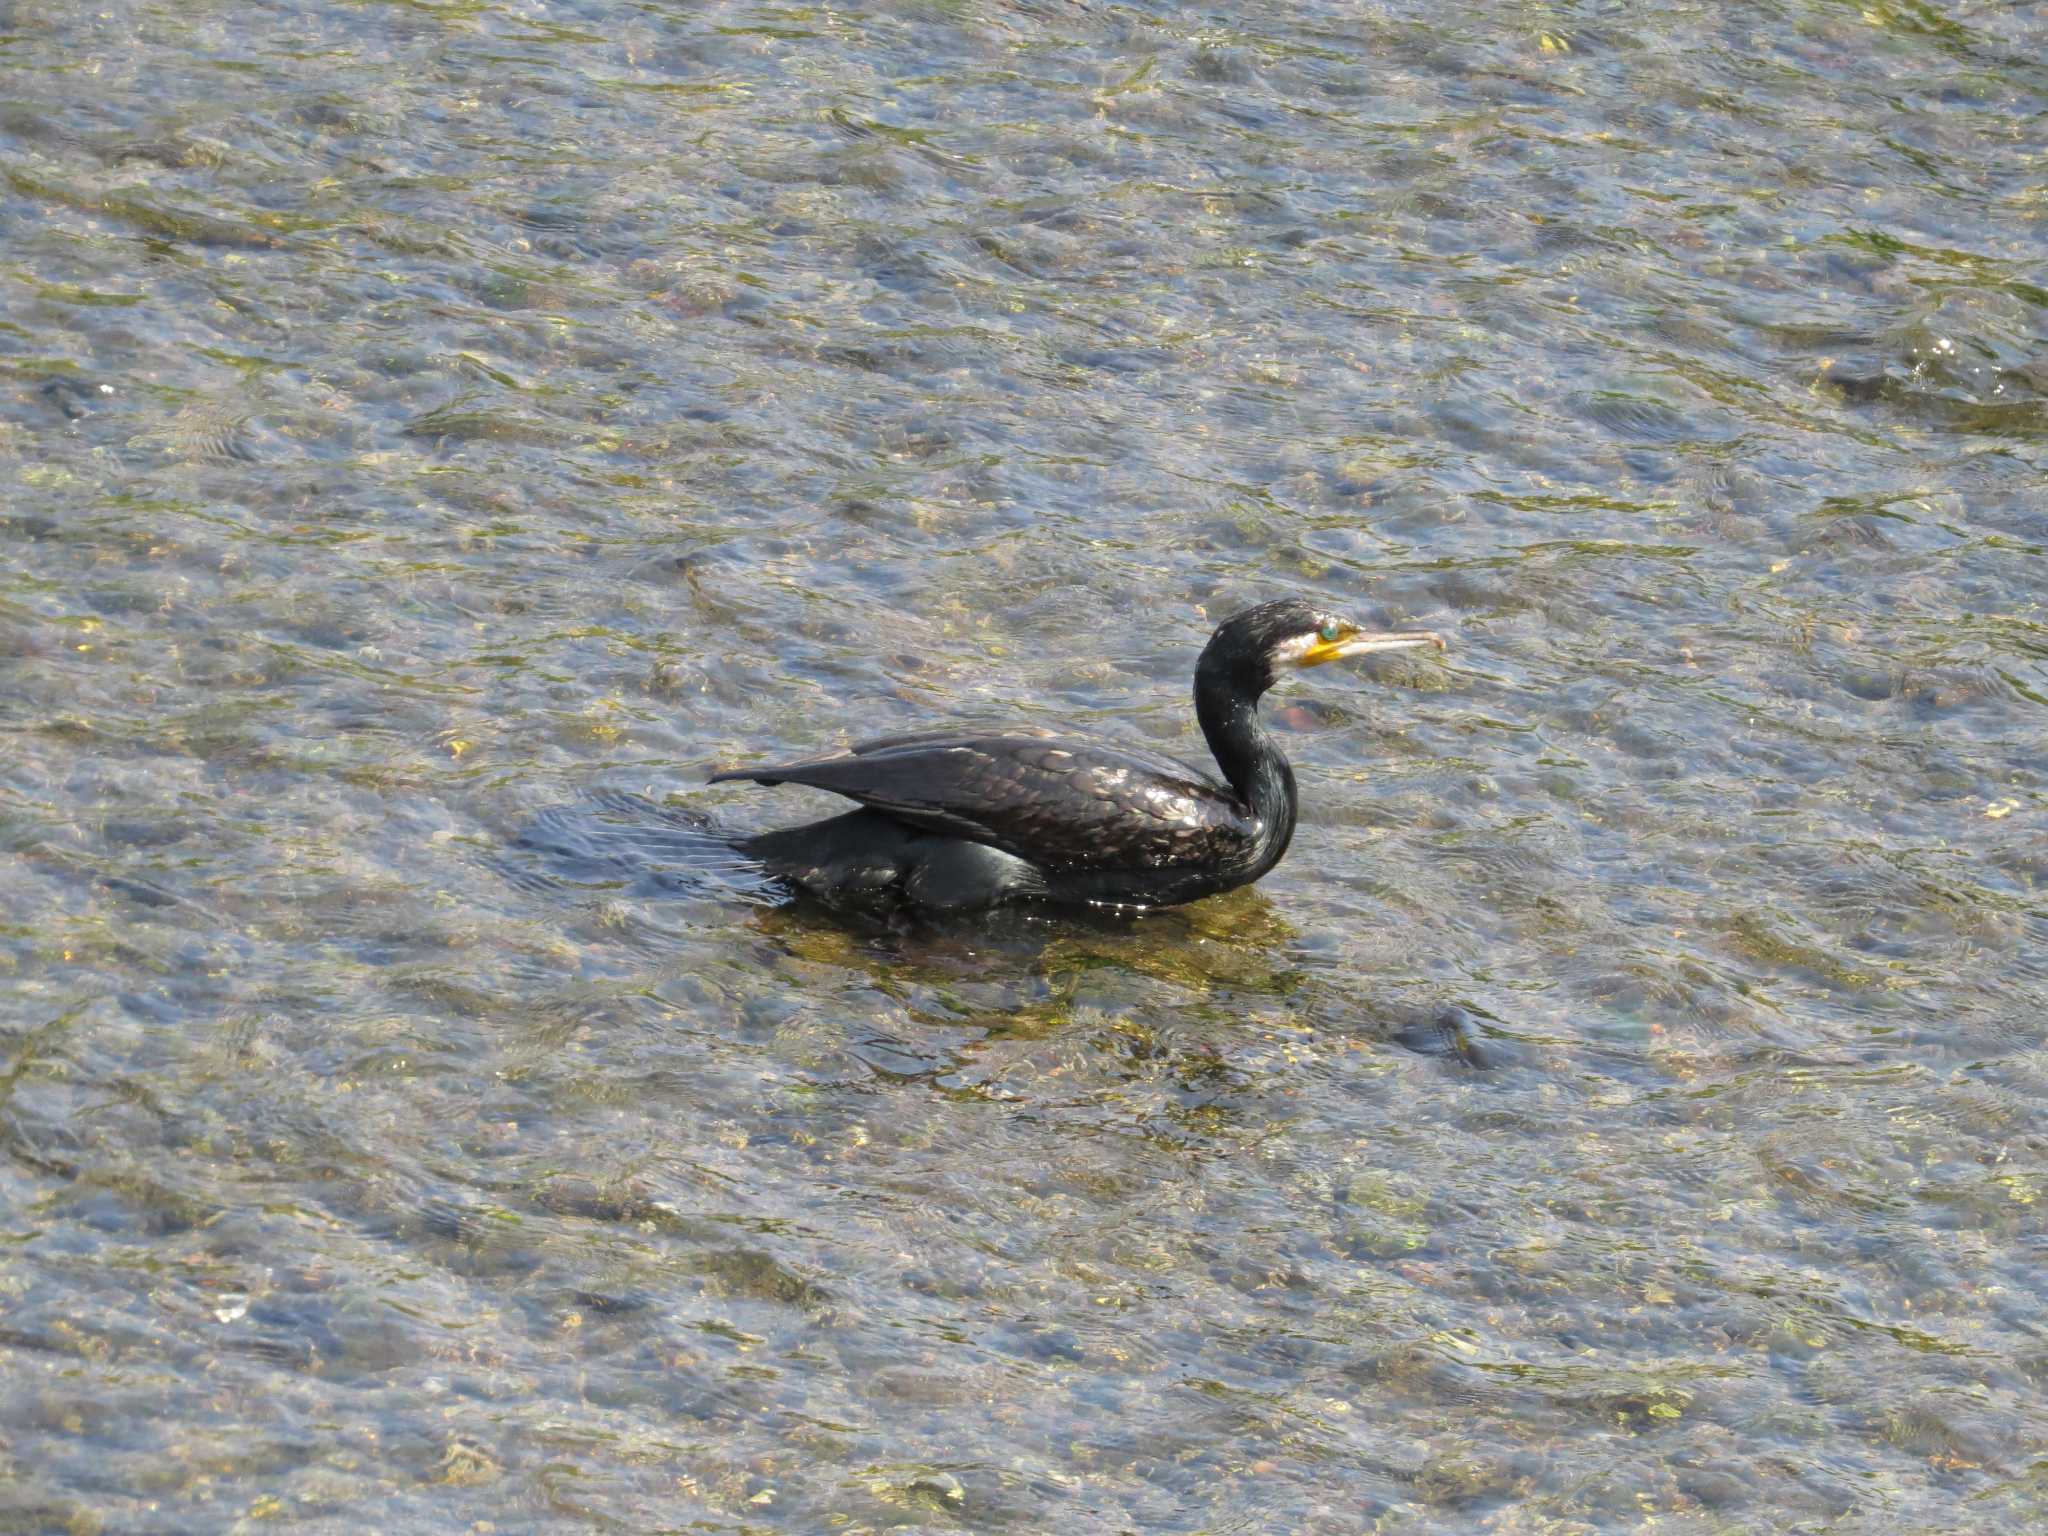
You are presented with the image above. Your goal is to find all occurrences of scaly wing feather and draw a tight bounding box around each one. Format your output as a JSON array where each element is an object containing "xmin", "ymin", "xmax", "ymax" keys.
[{"xmin": 711, "ymin": 733, "xmax": 1256, "ymax": 871}]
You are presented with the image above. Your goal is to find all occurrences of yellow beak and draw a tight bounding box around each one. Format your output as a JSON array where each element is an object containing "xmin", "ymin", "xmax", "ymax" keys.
[{"xmin": 1298, "ymin": 625, "xmax": 1446, "ymax": 668}]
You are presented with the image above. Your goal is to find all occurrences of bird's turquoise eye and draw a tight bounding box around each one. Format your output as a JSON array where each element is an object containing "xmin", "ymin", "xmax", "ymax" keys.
[{"xmin": 1318, "ymin": 622, "xmax": 1341, "ymax": 643}]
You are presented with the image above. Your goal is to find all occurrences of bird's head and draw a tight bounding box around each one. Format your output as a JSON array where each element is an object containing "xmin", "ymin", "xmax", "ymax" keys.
[{"xmin": 1202, "ymin": 597, "xmax": 1444, "ymax": 696}]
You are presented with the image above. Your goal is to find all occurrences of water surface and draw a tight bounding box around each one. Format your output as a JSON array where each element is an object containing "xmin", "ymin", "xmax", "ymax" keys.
[{"xmin": 4, "ymin": 1, "xmax": 2046, "ymax": 1531}]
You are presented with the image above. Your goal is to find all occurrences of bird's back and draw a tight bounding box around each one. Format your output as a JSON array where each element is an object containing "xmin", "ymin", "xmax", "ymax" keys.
[{"xmin": 711, "ymin": 730, "xmax": 1259, "ymax": 873}]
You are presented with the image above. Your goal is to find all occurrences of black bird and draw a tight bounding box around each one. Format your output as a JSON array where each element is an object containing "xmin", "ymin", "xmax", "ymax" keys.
[{"xmin": 711, "ymin": 598, "xmax": 1444, "ymax": 915}]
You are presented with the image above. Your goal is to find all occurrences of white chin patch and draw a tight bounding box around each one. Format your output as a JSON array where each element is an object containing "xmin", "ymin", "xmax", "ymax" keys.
[{"xmin": 1272, "ymin": 631, "xmax": 1324, "ymax": 668}]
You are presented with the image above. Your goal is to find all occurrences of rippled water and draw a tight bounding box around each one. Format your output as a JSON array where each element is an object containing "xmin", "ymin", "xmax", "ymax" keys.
[{"xmin": 5, "ymin": 1, "xmax": 2046, "ymax": 1530}]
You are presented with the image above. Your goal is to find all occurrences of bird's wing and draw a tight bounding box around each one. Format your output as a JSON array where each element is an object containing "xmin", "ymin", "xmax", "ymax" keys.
[{"xmin": 710, "ymin": 733, "xmax": 1256, "ymax": 871}]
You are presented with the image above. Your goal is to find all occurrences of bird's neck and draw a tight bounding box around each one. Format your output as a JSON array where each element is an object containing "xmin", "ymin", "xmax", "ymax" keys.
[{"xmin": 1195, "ymin": 666, "xmax": 1297, "ymax": 873}]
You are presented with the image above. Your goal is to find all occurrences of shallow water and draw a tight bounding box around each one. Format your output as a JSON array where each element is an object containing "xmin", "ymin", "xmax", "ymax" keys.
[{"xmin": 4, "ymin": 1, "xmax": 2046, "ymax": 1531}]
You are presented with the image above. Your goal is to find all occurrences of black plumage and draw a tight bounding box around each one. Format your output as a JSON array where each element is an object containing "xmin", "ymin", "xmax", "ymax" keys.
[{"xmin": 712, "ymin": 598, "xmax": 1442, "ymax": 915}]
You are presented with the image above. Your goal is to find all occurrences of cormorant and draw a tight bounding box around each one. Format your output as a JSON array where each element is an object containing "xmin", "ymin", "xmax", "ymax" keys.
[{"xmin": 711, "ymin": 598, "xmax": 1443, "ymax": 915}]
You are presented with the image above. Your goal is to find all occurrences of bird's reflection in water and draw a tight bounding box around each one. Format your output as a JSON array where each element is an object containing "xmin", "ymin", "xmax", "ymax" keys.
[{"xmin": 495, "ymin": 793, "xmax": 1497, "ymax": 1068}]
